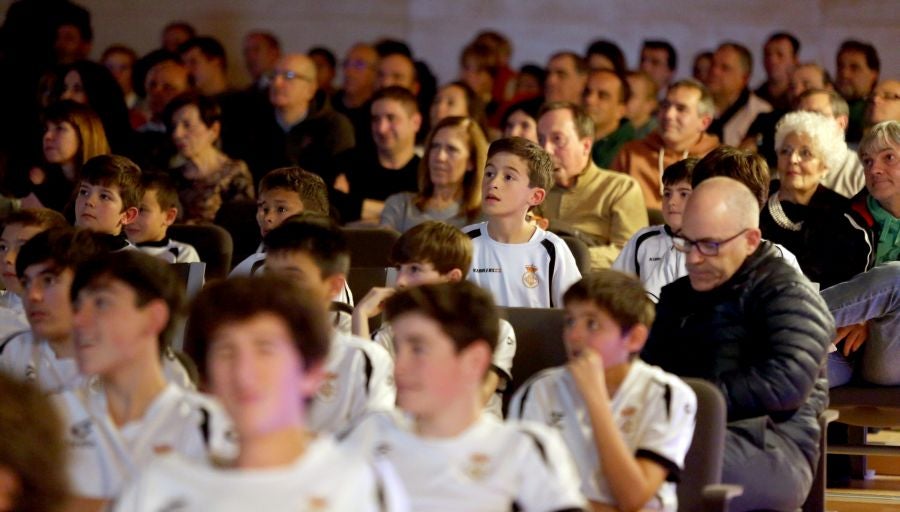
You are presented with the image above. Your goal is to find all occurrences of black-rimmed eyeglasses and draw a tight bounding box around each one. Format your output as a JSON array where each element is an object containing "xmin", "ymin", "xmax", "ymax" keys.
[{"xmin": 672, "ymin": 229, "xmax": 748, "ymax": 256}]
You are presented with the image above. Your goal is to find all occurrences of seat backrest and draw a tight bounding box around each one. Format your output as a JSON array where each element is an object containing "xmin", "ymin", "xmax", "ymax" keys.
[
  {"xmin": 499, "ymin": 307, "xmax": 567, "ymax": 412},
  {"xmin": 559, "ymin": 235, "xmax": 592, "ymax": 275},
  {"xmin": 168, "ymin": 224, "xmax": 233, "ymax": 280},
  {"xmin": 678, "ymin": 378, "xmax": 727, "ymax": 512},
  {"xmin": 213, "ymin": 199, "xmax": 260, "ymax": 268},
  {"xmin": 342, "ymin": 228, "xmax": 400, "ymax": 267}
]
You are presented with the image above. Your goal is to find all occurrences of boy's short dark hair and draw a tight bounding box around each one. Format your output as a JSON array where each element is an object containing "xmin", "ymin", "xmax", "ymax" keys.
[
  {"xmin": 139, "ymin": 172, "xmax": 180, "ymax": 212},
  {"xmin": 564, "ymin": 269, "xmax": 655, "ymax": 334},
  {"xmin": 0, "ymin": 373, "xmax": 68, "ymax": 512},
  {"xmin": 259, "ymin": 167, "xmax": 329, "ymax": 216},
  {"xmin": 1, "ymin": 208, "xmax": 68, "ymax": 232},
  {"xmin": 371, "ymin": 86, "xmax": 419, "ymax": 115},
  {"xmin": 487, "ymin": 137, "xmax": 554, "ymax": 192},
  {"xmin": 384, "ymin": 281, "xmax": 499, "ymax": 355},
  {"xmin": 16, "ymin": 227, "xmax": 112, "ymax": 278},
  {"xmin": 71, "ymin": 251, "xmax": 185, "ymax": 350},
  {"xmin": 186, "ymin": 276, "xmax": 331, "ymax": 379},
  {"xmin": 692, "ymin": 147, "xmax": 769, "ymax": 209},
  {"xmin": 662, "ymin": 157, "xmax": 698, "ymax": 187},
  {"xmin": 263, "ymin": 215, "xmax": 350, "ymax": 277},
  {"xmin": 79, "ymin": 155, "xmax": 143, "ymax": 211},
  {"xmin": 390, "ymin": 221, "xmax": 472, "ymax": 276}
]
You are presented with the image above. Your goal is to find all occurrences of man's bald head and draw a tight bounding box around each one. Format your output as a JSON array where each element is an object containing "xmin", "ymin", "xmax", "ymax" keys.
[{"xmin": 679, "ymin": 177, "xmax": 762, "ymax": 291}]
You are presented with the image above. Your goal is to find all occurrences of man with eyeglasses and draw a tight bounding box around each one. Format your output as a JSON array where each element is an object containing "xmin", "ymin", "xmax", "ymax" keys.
[
  {"xmin": 245, "ymin": 53, "xmax": 355, "ymax": 185},
  {"xmin": 641, "ymin": 176, "xmax": 833, "ymax": 512},
  {"xmin": 333, "ymin": 43, "xmax": 380, "ymax": 146},
  {"xmin": 866, "ymin": 80, "xmax": 900, "ymax": 127}
]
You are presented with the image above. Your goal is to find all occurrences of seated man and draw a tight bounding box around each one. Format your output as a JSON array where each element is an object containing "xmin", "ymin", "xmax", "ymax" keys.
[
  {"xmin": 114, "ymin": 276, "xmax": 405, "ymax": 511},
  {"xmin": 56, "ymin": 251, "xmax": 233, "ymax": 511},
  {"xmin": 641, "ymin": 177, "xmax": 833, "ymax": 512},
  {"xmin": 706, "ymin": 42, "xmax": 773, "ymax": 146},
  {"xmin": 537, "ymin": 102, "xmax": 647, "ymax": 269},
  {"xmin": 343, "ymin": 281, "xmax": 586, "ymax": 510},
  {"xmin": 511, "ymin": 270, "xmax": 696, "ymax": 511}
]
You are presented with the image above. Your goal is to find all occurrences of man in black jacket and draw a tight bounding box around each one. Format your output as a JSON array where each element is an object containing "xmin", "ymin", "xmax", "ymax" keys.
[{"xmin": 642, "ymin": 177, "xmax": 833, "ymax": 512}]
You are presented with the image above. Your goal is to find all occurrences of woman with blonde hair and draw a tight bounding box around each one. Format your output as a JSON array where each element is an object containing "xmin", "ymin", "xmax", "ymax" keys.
[{"xmin": 381, "ymin": 116, "xmax": 488, "ymax": 232}]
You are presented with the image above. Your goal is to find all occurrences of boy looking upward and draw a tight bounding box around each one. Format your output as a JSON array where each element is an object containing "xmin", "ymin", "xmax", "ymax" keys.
[{"xmin": 74, "ymin": 155, "xmax": 141, "ymax": 249}]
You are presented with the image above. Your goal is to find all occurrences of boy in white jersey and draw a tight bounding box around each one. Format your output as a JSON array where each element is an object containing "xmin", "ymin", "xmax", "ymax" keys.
[
  {"xmin": 612, "ymin": 159, "xmax": 695, "ymax": 302},
  {"xmin": 353, "ymin": 220, "xmax": 516, "ymax": 418},
  {"xmin": 126, "ymin": 172, "xmax": 200, "ymax": 263},
  {"xmin": 263, "ymin": 216, "xmax": 394, "ymax": 433},
  {"xmin": 114, "ymin": 276, "xmax": 406, "ymax": 512},
  {"xmin": 74, "ymin": 155, "xmax": 141, "ymax": 251},
  {"xmin": 0, "ymin": 208, "xmax": 68, "ymax": 338},
  {"xmin": 230, "ymin": 166, "xmax": 330, "ymax": 276},
  {"xmin": 344, "ymin": 281, "xmax": 586, "ymax": 511},
  {"xmin": 56, "ymin": 251, "xmax": 233, "ymax": 511},
  {"xmin": 464, "ymin": 137, "xmax": 581, "ymax": 308},
  {"xmin": 510, "ymin": 270, "xmax": 696, "ymax": 512}
]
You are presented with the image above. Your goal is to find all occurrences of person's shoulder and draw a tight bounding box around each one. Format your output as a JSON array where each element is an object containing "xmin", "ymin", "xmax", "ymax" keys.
[
  {"xmin": 510, "ymin": 366, "xmax": 568, "ymax": 409},
  {"xmin": 383, "ymin": 191, "xmax": 416, "ymax": 207},
  {"xmin": 0, "ymin": 328, "xmax": 34, "ymax": 358},
  {"xmin": 632, "ymin": 359, "xmax": 695, "ymax": 400},
  {"xmin": 335, "ymin": 332, "xmax": 392, "ymax": 361},
  {"xmin": 229, "ymin": 251, "xmax": 266, "ymax": 277},
  {"xmin": 462, "ymin": 221, "xmax": 487, "ymax": 239}
]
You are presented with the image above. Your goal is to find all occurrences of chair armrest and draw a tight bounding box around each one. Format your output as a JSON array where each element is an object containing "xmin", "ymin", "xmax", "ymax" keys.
[{"xmin": 702, "ymin": 484, "xmax": 744, "ymax": 512}]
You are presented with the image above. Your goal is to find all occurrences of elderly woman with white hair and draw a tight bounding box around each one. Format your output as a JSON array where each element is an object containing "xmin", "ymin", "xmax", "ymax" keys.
[{"xmin": 760, "ymin": 110, "xmax": 872, "ymax": 289}]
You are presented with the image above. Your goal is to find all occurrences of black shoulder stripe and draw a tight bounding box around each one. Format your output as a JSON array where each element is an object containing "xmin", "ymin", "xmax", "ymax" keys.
[
  {"xmin": 0, "ymin": 330, "xmax": 27, "ymax": 356},
  {"xmin": 635, "ymin": 448, "xmax": 682, "ymax": 482},
  {"xmin": 514, "ymin": 368, "xmax": 556, "ymax": 418},
  {"xmin": 633, "ymin": 229, "xmax": 663, "ymax": 277},
  {"xmin": 362, "ymin": 350, "xmax": 374, "ymax": 393},
  {"xmin": 249, "ymin": 257, "xmax": 267, "ymax": 276},
  {"xmin": 466, "ymin": 228, "xmax": 481, "ymax": 239},
  {"xmin": 519, "ymin": 429, "xmax": 548, "ymax": 465},
  {"xmin": 663, "ymin": 383, "xmax": 672, "ymax": 420},
  {"xmin": 539, "ymin": 239, "xmax": 557, "ymax": 308},
  {"xmin": 199, "ymin": 407, "xmax": 211, "ymax": 446},
  {"xmin": 373, "ymin": 463, "xmax": 387, "ymax": 512},
  {"xmin": 490, "ymin": 364, "xmax": 512, "ymax": 386}
]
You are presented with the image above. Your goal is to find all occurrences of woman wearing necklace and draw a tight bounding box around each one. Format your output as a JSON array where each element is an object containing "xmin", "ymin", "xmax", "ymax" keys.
[{"xmin": 760, "ymin": 111, "xmax": 871, "ymax": 289}]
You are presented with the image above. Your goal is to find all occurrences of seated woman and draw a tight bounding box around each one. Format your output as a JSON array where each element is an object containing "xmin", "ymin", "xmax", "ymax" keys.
[
  {"xmin": 27, "ymin": 101, "xmax": 110, "ymax": 213},
  {"xmin": 760, "ymin": 111, "xmax": 871, "ymax": 289},
  {"xmin": 499, "ymin": 96, "xmax": 542, "ymax": 143},
  {"xmin": 430, "ymin": 81, "xmax": 488, "ymax": 136},
  {"xmin": 381, "ymin": 116, "xmax": 487, "ymax": 232},
  {"xmin": 53, "ymin": 60, "xmax": 132, "ymax": 153},
  {"xmin": 164, "ymin": 93, "xmax": 255, "ymax": 223}
]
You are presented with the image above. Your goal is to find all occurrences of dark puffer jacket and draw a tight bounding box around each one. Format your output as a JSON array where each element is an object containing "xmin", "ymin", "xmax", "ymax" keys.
[{"xmin": 642, "ymin": 241, "xmax": 834, "ymax": 468}]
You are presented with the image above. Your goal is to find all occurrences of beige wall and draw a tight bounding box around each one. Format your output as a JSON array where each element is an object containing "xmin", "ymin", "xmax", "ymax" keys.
[{"xmin": 3, "ymin": 0, "xmax": 896, "ymax": 88}]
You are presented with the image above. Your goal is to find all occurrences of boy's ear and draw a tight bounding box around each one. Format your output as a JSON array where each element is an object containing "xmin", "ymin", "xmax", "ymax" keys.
[
  {"xmin": 325, "ymin": 273, "xmax": 346, "ymax": 301},
  {"xmin": 298, "ymin": 360, "xmax": 325, "ymax": 400},
  {"xmin": 443, "ymin": 268, "xmax": 464, "ymax": 283},
  {"xmin": 120, "ymin": 206, "xmax": 139, "ymax": 226},
  {"xmin": 528, "ymin": 187, "xmax": 546, "ymax": 207},
  {"xmin": 625, "ymin": 324, "xmax": 649, "ymax": 354},
  {"xmin": 461, "ymin": 339, "xmax": 493, "ymax": 381},
  {"xmin": 144, "ymin": 299, "xmax": 170, "ymax": 342},
  {"xmin": 163, "ymin": 207, "xmax": 178, "ymax": 226}
]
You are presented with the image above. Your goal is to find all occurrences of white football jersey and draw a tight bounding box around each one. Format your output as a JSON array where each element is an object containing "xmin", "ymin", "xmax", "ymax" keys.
[
  {"xmin": 509, "ymin": 360, "xmax": 696, "ymax": 511},
  {"xmin": 463, "ymin": 222, "xmax": 581, "ymax": 308},
  {"xmin": 0, "ymin": 292, "xmax": 27, "ymax": 340},
  {"xmin": 308, "ymin": 333, "xmax": 396, "ymax": 433},
  {"xmin": 112, "ymin": 436, "xmax": 408, "ymax": 512},
  {"xmin": 53, "ymin": 381, "xmax": 235, "ymax": 499},
  {"xmin": 134, "ymin": 238, "xmax": 201, "ymax": 264},
  {"xmin": 342, "ymin": 411, "xmax": 587, "ymax": 512},
  {"xmin": 612, "ymin": 225, "xmax": 683, "ymax": 303}
]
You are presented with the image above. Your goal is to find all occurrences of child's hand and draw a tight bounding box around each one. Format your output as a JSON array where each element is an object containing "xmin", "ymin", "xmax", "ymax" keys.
[
  {"xmin": 355, "ymin": 287, "xmax": 397, "ymax": 319},
  {"xmin": 567, "ymin": 347, "xmax": 608, "ymax": 398},
  {"xmin": 333, "ymin": 173, "xmax": 350, "ymax": 194}
]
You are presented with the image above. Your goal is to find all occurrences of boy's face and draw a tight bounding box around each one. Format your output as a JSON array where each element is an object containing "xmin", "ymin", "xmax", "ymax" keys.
[
  {"xmin": 391, "ymin": 311, "xmax": 481, "ymax": 418},
  {"xmin": 207, "ymin": 313, "xmax": 320, "ymax": 438},
  {"xmin": 265, "ymin": 250, "xmax": 341, "ymax": 307},
  {"xmin": 126, "ymin": 189, "xmax": 176, "ymax": 244},
  {"xmin": 75, "ymin": 182, "xmax": 136, "ymax": 235},
  {"xmin": 563, "ymin": 300, "xmax": 640, "ymax": 369},
  {"xmin": 21, "ymin": 263, "xmax": 74, "ymax": 343},
  {"xmin": 0, "ymin": 224, "xmax": 45, "ymax": 295},
  {"xmin": 662, "ymin": 180, "xmax": 693, "ymax": 232},
  {"xmin": 256, "ymin": 188, "xmax": 305, "ymax": 237},
  {"xmin": 72, "ymin": 278, "xmax": 162, "ymax": 377},
  {"xmin": 482, "ymin": 153, "xmax": 545, "ymax": 219},
  {"xmin": 394, "ymin": 261, "xmax": 457, "ymax": 289}
]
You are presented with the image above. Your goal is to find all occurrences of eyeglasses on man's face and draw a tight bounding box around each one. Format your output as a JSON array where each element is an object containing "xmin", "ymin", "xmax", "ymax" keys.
[{"xmin": 672, "ymin": 228, "xmax": 749, "ymax": 256}]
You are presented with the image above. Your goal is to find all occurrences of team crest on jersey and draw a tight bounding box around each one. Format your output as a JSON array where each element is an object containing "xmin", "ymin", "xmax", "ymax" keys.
[
  {"xmin": 463, "ymin": 453, "xmax": 491, "ymax": 480},
  {"xmin": 316, "ymin": 372, "xmax": 338, "ymax": 401},
  {"xmin": 549, "ymin": 411, "xmax": 565, "ymax": 428},
  {"xmin": 522, "ymin": 265, "xmax": 539, "ymax": 288},
  {"xmin": 303, "ymin": 496, "xmax": 329, "ymax": 511}
]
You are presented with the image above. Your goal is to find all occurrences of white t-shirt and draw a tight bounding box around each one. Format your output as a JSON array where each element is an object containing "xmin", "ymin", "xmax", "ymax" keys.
[
  {"xmin": 342, "ymin": 411, "xmax": 587, "ymax": 512},
  {"xmin": 53, "ymin": 381, "xmax": 235, "ymax": 499},
  {"xmin": 509, "ymin": 359, "xmax": 696, "ymax": 511},
  {"xmin": 308, "ymin": 333, "xmax": 396, "ymax": 433},
  {"xmin": 463, "ymin": 222, "xmax": 581, "ymax": 308},
  {"xmin": 134, "ymin": 238, "xmax": 201, "ymax": 264},
  {"xmin": 0, "ymin": 292, "xmax": 27, "ymax": 340},
  {"xmin": 112, "ymin": 436, "xmax": 408, "ymax": 512},
  {"xmin": 373, "ymin": 319, "xmax": 516, "ymax": 418}
]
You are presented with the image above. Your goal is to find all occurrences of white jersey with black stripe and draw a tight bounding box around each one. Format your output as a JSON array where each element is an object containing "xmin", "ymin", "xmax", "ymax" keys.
[
  {"xmin": 463, "ymin": 222, "xmax": 581, "ymax": 309},
  {"xmin": 52, "ymin": 381, "xmax": 235, "ymax": 499},
  {"xmin": 509, "ymin": 360, "xmax": 696, "ymax": 511},
  {"xmin": 341, "ymin": 411, "xmax": 587, "ymax": 511},
  {"xmin": 134, "ymin": 238, "xmax": 201, "ymax": 264},
  {"xmin": 112, "ymin": 436, "xmax": 409, "ymax": 512},
  {"xmin": 308, "ymin": 332, "xmax": 395, "ymax": 434}
]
